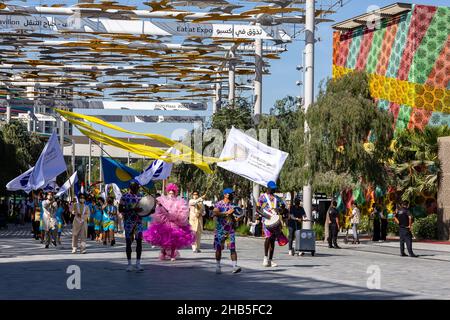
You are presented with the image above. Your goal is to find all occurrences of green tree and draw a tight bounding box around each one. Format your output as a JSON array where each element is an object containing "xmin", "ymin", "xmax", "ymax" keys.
[
  {"xmin": 391, "ymin": 125, "xmax": 450, "ymax": 204},
  {"xmin": 303, "ymin": 71, "xmax": 394, "ymax": 189},
  {"xmin": 258, "ymin": 96, "xmax": 305, "ymax": 193}
]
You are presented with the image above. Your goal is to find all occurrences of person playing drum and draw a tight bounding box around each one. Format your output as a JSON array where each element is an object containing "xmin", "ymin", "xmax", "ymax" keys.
[
  {"xmin": 213, "ymin": 188, "xmax": 242, "ymax": 275},
  {"xmin": 119, "ymin": 180, "xmax": 144, "ymax": 272},
  {"xmin": 257, "ymin": 181, "xmax": 288, "ymax": 267}
]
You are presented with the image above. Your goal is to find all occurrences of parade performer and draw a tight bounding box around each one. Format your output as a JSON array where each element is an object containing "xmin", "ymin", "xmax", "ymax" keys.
[
  {"xmin": 102, "ymin": 197, "xmax": 117, "ymax": 246},
  {"xmin": 42, "ymin": 191, "xmax": 58, "ymax": 248},
  {"xmin": 189, "ymin": 191, "xmax": 206, "ymax": 253},
  {"xmin": 257, "ymin": 181, "xmax": 288, "ymax": 267},
  {"xmin": 93, "ymin": 197, "xmax": 104, "ymax": 243},
  {"xmin": 55, "ymin": 199, "xmax": 66, "ymax": 245},
  {"xmin": 86, "ymin": 195, "xmax": 96, "ymax": 241},
  {"xmin": 143, "ymin": 183, "xmax": 194, "ymax": 262},
  {"xmin": 119, "ymin": 180, "xmax": 145, "ymax": 272},
  {"xmin": 71, "ymin": 194, "xmax": 91, "ymax": 254},
  {"xmin": 213, "ymin": 188, "xmax": 242, "ymax": 274}
]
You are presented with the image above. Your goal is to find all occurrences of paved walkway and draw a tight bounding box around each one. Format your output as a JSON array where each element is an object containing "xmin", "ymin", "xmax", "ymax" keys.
[{"xmin": 0, "ymin": 225, "xmax": 449, "ymax": 300}]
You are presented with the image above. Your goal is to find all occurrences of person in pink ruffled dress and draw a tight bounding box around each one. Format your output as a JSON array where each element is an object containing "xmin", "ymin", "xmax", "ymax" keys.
[{"xmin": 143, "ymin": 183, "xmax": 195, "ymax": 261}]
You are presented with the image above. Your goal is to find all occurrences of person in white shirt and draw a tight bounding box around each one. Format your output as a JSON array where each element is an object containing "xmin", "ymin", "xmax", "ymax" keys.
[
  {"xmin": 42, "ymin": 192, "xmax": 58, "ymax": 248},
  {"xmin": 350, "ymin": 202, "xmax": 361, "ymax": 244},
  {"xmin": 71, "ymin": 194, "xmax": 91, "ymax": 254}
]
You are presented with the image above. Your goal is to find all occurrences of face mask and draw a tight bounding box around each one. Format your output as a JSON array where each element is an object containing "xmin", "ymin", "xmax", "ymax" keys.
[{"xmin": 79, "ymin": 199, "xmax": 85, "ymax": 203}]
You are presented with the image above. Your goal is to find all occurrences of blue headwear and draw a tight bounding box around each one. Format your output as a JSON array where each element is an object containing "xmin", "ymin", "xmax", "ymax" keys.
[
  {"xmin": 267, "ymin": 181, "xmax": 277, "ymax": 190},
  {"xmin": 223, "ymin": 188, "xmax": 234, "ymax": 195}
]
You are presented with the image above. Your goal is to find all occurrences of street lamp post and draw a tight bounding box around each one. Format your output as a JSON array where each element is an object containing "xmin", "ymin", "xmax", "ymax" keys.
[{"xmin": 302, "ymin": 0, "xmax": 315, "ymax": 230}]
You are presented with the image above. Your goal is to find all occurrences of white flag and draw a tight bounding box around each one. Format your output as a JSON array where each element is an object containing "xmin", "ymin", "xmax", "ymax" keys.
[
  {"xmin": 217, "ymin": 127, "xmax": 289, "ymax": 187},
  {"xmin": 135, "ymin": 148, "xmax": 176, "ymax": 185},
  {"xmin": 6, "ymin": 167, "xmax": 34, "ymax": 193},
  {"xmin": 105, "ymin": 183, "xmax": 122, "ymax": 201},
  {"xmin": 56, "ymin": 171, "xmax": 78, "ymax": 197},
  {"xmin": 43, "ymin": 178, "xmax": 58, "ymax": 192},
  {"xmin": 28, "ymin": 131, "xmax": 67, "ymax": 190}
]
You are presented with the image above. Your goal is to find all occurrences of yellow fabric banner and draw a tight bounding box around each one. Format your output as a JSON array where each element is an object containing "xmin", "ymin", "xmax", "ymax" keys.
[{"xmin": 57, "ymin": 109, "xmax": 231, "ymax": 174}]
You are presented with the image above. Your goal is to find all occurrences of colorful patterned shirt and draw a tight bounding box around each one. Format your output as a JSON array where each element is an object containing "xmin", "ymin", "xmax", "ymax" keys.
[
  {"xmin": 214, "ymin": 200, "xmax": 235, "ymax": 233},
  {"xmin": 119, "ymin": 192, "xmax": 143, "ymax": 222}
]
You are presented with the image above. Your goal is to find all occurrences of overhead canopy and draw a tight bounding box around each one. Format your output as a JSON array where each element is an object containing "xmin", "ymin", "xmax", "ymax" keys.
[{"xmin": 0, "ymin": 0, "xmax": 334, "ymax": 103}]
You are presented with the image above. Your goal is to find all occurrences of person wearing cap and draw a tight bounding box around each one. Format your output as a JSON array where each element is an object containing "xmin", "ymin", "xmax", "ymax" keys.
[
  {"xmin": 119, "ymin": 180, "xmax": 145, "ymax": 272},
  {"xmin": 257, "ymin": 181, "xmax": 288, "ymax": 267},
  {"xmin": 212, "ymin": 188, "xmax": 242, "ymax": 274}
]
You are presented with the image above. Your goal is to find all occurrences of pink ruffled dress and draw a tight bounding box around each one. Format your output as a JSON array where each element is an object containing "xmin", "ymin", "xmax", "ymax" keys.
[{"xmin": 143, "ymin": 195, "xmax": 195, "ymax": 257}]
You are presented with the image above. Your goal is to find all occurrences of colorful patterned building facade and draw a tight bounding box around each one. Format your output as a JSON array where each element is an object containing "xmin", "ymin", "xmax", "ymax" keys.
[{"xmin": 332, "ymin": 3, "xmax": 450, "ymax": 131}]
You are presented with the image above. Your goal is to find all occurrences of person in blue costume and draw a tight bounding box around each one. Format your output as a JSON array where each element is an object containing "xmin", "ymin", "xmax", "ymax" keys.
[
  {"xmin": 94, "ymin": 197, "xmax": 105, "ymax": 243},
  {"xmin": 102, "ymin": 197, "xmax": 117, "ymax": 246}
]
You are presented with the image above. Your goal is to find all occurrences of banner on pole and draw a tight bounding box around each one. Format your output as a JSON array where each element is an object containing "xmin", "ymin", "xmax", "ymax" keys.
[{"xmin": 217, "ymin": 127, "xmax": 289, "ymax": 187}]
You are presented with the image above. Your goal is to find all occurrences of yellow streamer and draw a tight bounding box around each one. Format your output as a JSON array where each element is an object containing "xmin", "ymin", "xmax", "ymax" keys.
[{"xmin": 57, "ymin": 109, "xmax": 231, "ymax": 174}]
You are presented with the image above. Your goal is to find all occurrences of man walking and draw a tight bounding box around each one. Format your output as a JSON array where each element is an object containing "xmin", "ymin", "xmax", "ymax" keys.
[
  {"xmin": 189, "ymin": 191, "xmax": 205, "ymax": 253},
  {"xmin": 394, "ymin": 201, "xmax": 418, "ymax": 258},
  {"xmin": 328, "ymin": 201, "xmax": 341, "ymax": 249},
  {"xmin": 287, "ymin": 198, "xmax": 305, "ymax": 256}
]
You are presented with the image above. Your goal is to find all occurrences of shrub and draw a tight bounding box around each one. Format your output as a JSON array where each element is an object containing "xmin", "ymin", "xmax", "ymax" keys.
[
  {"xmin": 313, "ymin": 223, "xmax": 324, "ymax": 240},
  {"xmin": 412, "ymin": 214, "xmax": 437, "ymax": 240},
  {"xmin": 236, "ymin": 223, "xmax": 251, "ymax": 236},
  {"xmin": 358, "ymin": 215, "xmax": 371, "ymax": 234},
  {"xmin": 204, "ymin": 219, "xmax": 215, "ymax": 231},
  {"xmin": 387, "ymin": 219, "xmax": 399, "ymax": 236}
]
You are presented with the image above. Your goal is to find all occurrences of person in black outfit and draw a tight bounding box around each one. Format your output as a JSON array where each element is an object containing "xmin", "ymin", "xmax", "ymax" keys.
[
  {"xmin": 328, "ymin": 201, "xmax": 341, "ymax": 249},
  {"xmin": 380, "ymin": 206, "xmax": 388, "ymax": 242},
  {"xmin": 288, "ymin": 199, "xmax": 305, "ymax": 256},
  {"xmin": 371, "ymin": 203, "xmax": 381, "ymax": 242},
  {"xmin": 394, "ymin": 201, "xmax": 418, "ymax": 257}
]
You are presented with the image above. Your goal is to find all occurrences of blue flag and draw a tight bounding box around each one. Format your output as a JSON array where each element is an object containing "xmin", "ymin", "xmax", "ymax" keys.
[{"xmin": 101, "ymin": 157, "xmax": 153, "ymax": 190}]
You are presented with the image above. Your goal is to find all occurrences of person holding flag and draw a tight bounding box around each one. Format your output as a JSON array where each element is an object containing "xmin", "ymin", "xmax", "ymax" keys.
[
  {"xmin": 212, "ymin": 188, "xmax": 242, "ymax": 275},
  {"xmin": 42, "ymin": 191, "xmax": 58, "ymax": 248}
]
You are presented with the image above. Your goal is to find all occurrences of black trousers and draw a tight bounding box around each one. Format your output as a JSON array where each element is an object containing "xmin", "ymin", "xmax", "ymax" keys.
[
  {"xmin": 288, "ymin": 226, "xmax": 300, "ymax": 251},
  {"xmin": 87, "ymin": 226, "xmax": 95, "ymax": 240},
  {"xmin": 372, "ymin": 219, "xmax": 381, "ymax": 241},
  {"xmin": 328, "ymin": 224, "xmax": 338, "ymax": 247},
  {"xmin": 380, "ymin": 219, "xmax": 388, "ymax": 241},
  {"xmin": 399, "ymin": 227, "xmax": 414, "ymax": 256},
  {"xmin": 32, "ymin": 221, "xmax": 40, "ymax": 238}
]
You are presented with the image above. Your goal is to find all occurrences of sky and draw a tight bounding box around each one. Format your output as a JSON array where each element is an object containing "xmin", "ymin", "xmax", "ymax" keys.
[{"xmin": 10, "ymin": 0, "xmax": 450, "ymax": 138}]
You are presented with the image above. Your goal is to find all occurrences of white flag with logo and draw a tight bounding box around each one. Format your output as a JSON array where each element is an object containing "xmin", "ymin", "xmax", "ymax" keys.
[
  {"xmin": 217, "ymin": 127, "xmax": 289, "ymax": 186},
  {"xmin": 135, "ymin": 148, "xmax": 176, "ymax": 185},
  {"xmin": 105, "ymin": 183, "xmax": 122, "ymax": 202},
  {"xmin": 56, "ymin": 171, "xmax": 78, "ymax": 197},
  {"xmin": 28, "ymin": 131, "xmax": 67, "ymax": 190},
  {"xmin": 6, "ymin": 167, "xmax": 34, "ymax": 193}
]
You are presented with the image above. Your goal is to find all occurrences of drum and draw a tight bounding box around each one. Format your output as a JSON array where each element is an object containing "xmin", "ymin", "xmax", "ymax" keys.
[
  {"xmin": 137, "ymin": 195, "xmax": 156, "ymax": 217},
  {"xmin": 264, "ymin": 214, "xmax": 281, "ymax": 234},
  {"xmin": 263, "ymin": 214, "xmax": 288, "ymax": 246},
  {"xmin": 233, "ymin": 206, "xmax": 245, "ymax": 220}
]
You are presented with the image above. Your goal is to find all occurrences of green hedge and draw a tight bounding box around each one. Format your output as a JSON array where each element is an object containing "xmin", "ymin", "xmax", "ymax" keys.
[
  {"xmin": 313, "ymin": 223, "xmax": 324, "ymax": 240},
  {"xmin": 412, "ymin": 214, "xmax": 438, "ymax": 240}
]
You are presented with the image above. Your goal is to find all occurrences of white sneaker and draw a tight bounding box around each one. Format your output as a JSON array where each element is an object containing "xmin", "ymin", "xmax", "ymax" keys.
[
  {"xmin": 71, "ymin": 248, "xmax": 77, "ymax": 254},
  {"xmin": 288, "ymin": 250, "xmax": 294, "ymax": 256},
  {"xmin": 232, "ymin": 266, "xmax": 242, "ymax": 274},
  {"xmin": 215, "ymin": 266, "xmax": 222, "ymax": 274},
  {"xmin": 263, "ymin": 257, "xmax": 271, "ymax": 267},
  {"xmin": 136, "ymin": 264, "xmax": 144, "ymax": 272},
  {"xmin": 270, "ymin": 260, "xmax": 278, "ymax": 267},
  {"xmin": 126, "ymin": 265, "xmax": 135, "ymax": 272},
  {"xmin": 81, "ymin": 250, "xmax": 87, "ymax": 254}
]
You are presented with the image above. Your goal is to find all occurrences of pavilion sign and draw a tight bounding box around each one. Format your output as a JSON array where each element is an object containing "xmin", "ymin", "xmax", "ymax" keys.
[{"xmin": 0, "ymin": 15, "xmax": 291, "ymax": 41}]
